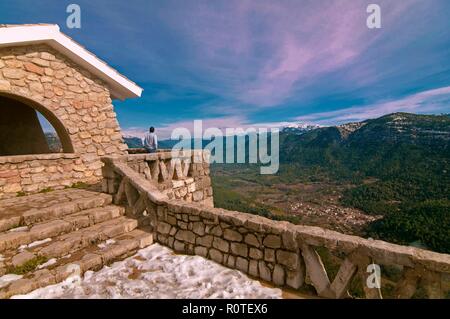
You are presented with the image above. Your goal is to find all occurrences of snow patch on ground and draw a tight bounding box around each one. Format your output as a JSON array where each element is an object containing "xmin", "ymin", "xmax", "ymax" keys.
[
  {"xmin": 8, "ymin": 226, "xmax": 28, "ymax": 233},
  {"xmin": 12, "ymin": 244, "xmax": 282, "ymax": 299},
  {"xmin": 38, "ymin": 258, "xmax": 57, "ymax": 269},
  {"xmin": 97, "ymin": 239, "xmax": 116, "ymax": 249},
  {"xmin": 0, "ymin": 274, "xmax": 23, "ymax": 289},
  {"xmin": 28, "ymin": 238, "xmax": 52, "ymax": 248},
  {"xmin": 19, "ymin": 238, "xmax": 52, "ymax": 251}
]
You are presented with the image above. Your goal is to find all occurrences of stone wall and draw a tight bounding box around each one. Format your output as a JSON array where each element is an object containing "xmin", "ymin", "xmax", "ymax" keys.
[
  {"xmin": 155, "ymin": 201, "xmax": 304, "ymax": 289},
  {"xmin": 152, "ymin": 202, "xmax": 450, "ymax": 297},
  {"xmin": 102, "ymin": 155, "xmax": 450, "ymax": 298},
  {"xmin": 0, "ymin": 154, "xmax": 99, "ymax": 197},
  {"xmin": 0, "ymin": 44, "xmax": 128, "ymax": 198}
]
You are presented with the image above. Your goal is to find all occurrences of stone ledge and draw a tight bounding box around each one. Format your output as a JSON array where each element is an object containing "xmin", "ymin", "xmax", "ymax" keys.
[
  {"xmin": 0, "ymin": 153, "xmax": 79, "ymax": 164},
  {"xmin": 156, "ymin": 198, "xmax": 450, "ymax": 273}
]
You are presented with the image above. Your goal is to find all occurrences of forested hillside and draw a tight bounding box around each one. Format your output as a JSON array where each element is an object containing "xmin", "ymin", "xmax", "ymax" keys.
[{"xmin": 216, "ymin": 113, "xmax": 450, "ymax": 253}]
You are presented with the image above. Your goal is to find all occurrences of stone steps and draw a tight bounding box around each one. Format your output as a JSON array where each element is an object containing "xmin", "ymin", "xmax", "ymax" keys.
[
  {"xmin": 0, "ymin": 190, "xmax": 112, "ymax": 232},
  {"xmin": 0, "ymin": 189, "xmax": 156, "ymax": 299},
  {"xmin": 0, "ymin": 216, "xmax": 139, "ymax": 271},
  {"xmin": 0, "ymin": 228, "xmax": 154, "ymax": 298},
  {"xmin": 0, "ymin": 205, "xmax": 125, "ymax": 253}
]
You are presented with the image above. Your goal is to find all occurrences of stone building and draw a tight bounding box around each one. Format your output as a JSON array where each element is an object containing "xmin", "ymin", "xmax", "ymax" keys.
[{"xmin": 0, "ymin": 24, "xmax": 142, "ymax": 198}]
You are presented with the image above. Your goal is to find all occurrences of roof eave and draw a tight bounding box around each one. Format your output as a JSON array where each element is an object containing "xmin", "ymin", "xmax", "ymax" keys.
[{"xmin": 0, "ymin": 24, "xmax": 143, "ymax": 100}]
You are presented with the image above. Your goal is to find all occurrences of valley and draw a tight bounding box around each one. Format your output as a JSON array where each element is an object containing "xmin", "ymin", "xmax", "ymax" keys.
[{"xmin": 211, "ymin": 164, "xmax": 381, "ymax": 236}]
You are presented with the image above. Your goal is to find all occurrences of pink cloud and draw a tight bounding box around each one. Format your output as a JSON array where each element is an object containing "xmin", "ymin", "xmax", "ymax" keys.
[
  {"xmin": 116, "ymin": 0, "xmax": 426, "ymax": 123},
  {"xmin": 237, "ymin": 0, "xmax": 423, "ymax": 106},
  {"xmin": 160, "ymin": 0, "xmax": 421, "ymax": 108}
]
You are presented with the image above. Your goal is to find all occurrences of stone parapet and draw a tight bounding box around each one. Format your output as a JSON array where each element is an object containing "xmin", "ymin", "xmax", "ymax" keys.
[
  {"xmin": 102, "ymin": 150, "xmax": 213, "ymax": 207},
  {"xmin": 0, "ymin": 153, "xmax": 101, "ymax": 199},
  {"xmin": 0, "ymin": 153, "xmax": 78, "ymax": 164}
]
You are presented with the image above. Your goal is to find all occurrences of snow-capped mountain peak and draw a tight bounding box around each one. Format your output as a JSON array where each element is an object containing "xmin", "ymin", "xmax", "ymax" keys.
[{"xmin": 281, "ymin": 123, "xmax": 321, "ymax": 134}]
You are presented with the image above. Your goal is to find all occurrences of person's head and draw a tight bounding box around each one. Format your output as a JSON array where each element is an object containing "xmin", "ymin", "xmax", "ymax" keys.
[{"xmin": 149, "ymin": 127, "xmax": 155, "ymax": 133}]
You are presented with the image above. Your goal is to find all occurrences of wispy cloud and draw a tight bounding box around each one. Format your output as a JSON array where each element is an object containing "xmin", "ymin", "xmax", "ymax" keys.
[
  {"xmin": 297, "ymin": 86, "xmax": 450, "ymax": 124},
  {"xmin": 145, "ymin": 0, "xmax": 424, "ymax": 108},
  {"xmin": 124, "ymin": 85, "xmax": 450, "ymax": 139},
  {"xmin": 97, "ymin": 0, "xmax": 450, "ymax": 127}
]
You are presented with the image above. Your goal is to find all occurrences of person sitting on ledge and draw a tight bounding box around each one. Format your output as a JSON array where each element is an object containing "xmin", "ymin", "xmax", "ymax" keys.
[{"xmin": 143, "ymin": 126, "xmax": 158, "ymax": 153}]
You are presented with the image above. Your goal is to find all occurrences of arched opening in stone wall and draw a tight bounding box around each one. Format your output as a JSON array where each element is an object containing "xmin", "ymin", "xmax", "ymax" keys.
[{"xmin": 0, "ymin": 92, "xmax": 74, "ymax": 156}]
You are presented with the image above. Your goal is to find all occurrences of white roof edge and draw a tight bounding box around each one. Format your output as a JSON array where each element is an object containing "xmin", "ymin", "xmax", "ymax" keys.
[{"xmin": 0, "ymin": 24, "xmax": 143, "ymax": 100}]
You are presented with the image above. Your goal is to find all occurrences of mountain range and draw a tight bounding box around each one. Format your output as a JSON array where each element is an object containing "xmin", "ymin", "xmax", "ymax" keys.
[{"xmin": 215, "ymin": 112, "xmax": 449, "ymax": 253}]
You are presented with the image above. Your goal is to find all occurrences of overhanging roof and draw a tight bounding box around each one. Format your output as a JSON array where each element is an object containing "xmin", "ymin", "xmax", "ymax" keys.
[{"xmin": 0, "ymin": 24, "xmax": 143, "ymax": 100}]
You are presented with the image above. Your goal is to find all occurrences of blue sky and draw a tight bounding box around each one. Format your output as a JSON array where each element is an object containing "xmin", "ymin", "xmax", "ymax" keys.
[{"xmin": 1, "ymin": 0, "xmax": 450, "ymax": 138}]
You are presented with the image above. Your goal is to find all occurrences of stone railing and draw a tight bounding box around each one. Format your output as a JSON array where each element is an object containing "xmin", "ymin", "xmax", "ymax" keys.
[
  {"xmin": 101, "ymin": 153, "xmax": 450, "ymax": 299},
  {"xmin": 102, "ymin": 151, "xmax": 213, "ymax": 207},
  {"xmin": 0, "ymin": 153, "xmax": 102, "ymax": 199}
]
